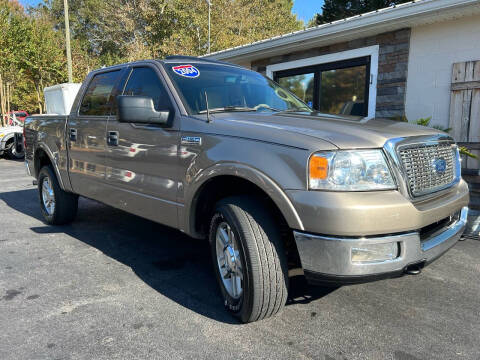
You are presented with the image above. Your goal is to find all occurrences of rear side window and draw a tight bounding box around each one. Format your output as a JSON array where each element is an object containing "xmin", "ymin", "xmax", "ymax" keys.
[
  {"xmin": 123, "ymin": 67, "xmax": 171, "ymax": 111},
  {"xmin": 80, "ymin": 70, "xmax": 121, "ymax": 116}
]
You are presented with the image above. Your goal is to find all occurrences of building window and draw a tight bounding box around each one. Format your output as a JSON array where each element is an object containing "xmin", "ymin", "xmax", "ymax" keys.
[
  {"xmin": 267, "ymin": 45, "xmax": 379, "ymax": 119},
  {"xmin": 274, "ymin": 57, "xmax": 370, "ymax": 117}
]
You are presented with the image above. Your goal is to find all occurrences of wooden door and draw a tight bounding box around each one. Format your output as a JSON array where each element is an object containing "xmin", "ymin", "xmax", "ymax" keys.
[{"xmin": 449, "ymin": 60, "xmax": 480, "ymax": 170}]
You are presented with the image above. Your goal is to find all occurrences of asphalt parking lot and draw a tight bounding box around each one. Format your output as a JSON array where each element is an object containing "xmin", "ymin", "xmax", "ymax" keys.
[{"xmin": 1, "ymin": 158, "xmax": 479, "ymax": 360}]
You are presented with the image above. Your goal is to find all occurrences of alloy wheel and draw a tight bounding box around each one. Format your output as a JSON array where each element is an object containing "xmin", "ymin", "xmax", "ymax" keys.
[
  {"xmin": 215, "ymin": 221, "xmax": 244, "ymax": 299},
  {"xmin": 41, "ymin": 176, "xmax": 55, "ymax": 216}
]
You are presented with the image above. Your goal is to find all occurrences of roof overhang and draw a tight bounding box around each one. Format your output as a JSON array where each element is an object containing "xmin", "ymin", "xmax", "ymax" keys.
[{"xmin": 204, "ymin": 0, "xmax": 480, "ymax": 63}]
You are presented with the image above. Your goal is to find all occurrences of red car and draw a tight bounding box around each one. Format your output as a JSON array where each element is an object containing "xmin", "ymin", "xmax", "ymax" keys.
[{"xmin": 5, "ymin": 110, "xmax": 29, "ymax": 125}]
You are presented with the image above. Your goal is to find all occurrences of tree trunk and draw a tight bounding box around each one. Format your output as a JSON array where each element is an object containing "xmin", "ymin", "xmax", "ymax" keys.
[
  {"xmin": 39, "ymin": 77, "xmax": 46, "ymax": 113},
  {"xmin": 0, "ymin": 73, "xmax": 5, "ymax": 127},
  {"xmin": 6, "ymin": 82, "xmax": 10, "ymax": 119},
  {"xmin": 35, "ymin": 82, "xmax": 43, "ymax": 115}
]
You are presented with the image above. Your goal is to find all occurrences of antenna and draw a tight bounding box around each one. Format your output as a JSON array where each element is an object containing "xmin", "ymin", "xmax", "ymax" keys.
[{"xmin": 204, "ymin": 91, "xmax": 212, "ymax": 123}]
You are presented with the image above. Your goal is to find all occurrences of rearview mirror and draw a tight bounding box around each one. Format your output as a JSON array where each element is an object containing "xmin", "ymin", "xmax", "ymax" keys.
[{"xmin": 117, "ymin": 96, "xmax": 171, "ymax": 125}]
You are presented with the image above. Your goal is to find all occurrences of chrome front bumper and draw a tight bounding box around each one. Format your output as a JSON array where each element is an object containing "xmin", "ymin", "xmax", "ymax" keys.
[{"xmin": 294, "ymin": 207, "xmax": 468, "ymax": 283}]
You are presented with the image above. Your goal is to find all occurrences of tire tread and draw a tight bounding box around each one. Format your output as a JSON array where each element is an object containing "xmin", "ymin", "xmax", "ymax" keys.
[{"xmin": 214, "ymin": 196, "xmax": 288, "ymax": 322}]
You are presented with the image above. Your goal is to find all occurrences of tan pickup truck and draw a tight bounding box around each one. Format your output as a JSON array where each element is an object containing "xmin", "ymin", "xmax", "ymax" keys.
[{"xmin": 24, "ymin": 57, "xmax": 469, "ymax": 323}]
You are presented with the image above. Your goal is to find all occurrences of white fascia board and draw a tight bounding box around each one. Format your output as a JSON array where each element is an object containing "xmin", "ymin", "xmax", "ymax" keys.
[
  {"xmin": 205, "ymin": 0, "xmax": 480, "ymax": 62},
  {"xmin": 265, "ymin": 45, "xmax": 379, "ymax": 78}
]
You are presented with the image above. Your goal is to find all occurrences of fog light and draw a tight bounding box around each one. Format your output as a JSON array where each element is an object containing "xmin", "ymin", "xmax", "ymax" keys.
[{"xmin": 351, "ymin": 242, "xmax": 399, "ymax": 264}]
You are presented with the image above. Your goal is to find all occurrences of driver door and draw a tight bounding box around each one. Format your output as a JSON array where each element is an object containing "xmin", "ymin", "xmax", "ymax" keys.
[{"xmin": 103, "ymin": 65, "xmax": 181, "ymax": 228}]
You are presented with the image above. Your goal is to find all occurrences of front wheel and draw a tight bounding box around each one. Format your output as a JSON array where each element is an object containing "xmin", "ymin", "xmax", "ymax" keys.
[
  {"xmin": 5, "ymin": 140, "xmax": 24, "ymax": 159},
  {"xmin": 209, "ymin": 196, "xmax": 288, "ymax": 323},
  {"xmin": 38, "ymin": 166, "xmax": 78, "ymax": 225}
]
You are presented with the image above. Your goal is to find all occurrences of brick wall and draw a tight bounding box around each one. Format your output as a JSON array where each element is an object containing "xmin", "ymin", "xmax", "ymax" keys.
[{"xmin": 251, "ymin": 28, "xmax": 411, "ymax": 118}]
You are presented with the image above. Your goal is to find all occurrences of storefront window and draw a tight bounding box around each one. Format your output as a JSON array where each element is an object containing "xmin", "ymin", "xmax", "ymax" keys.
[{"xmin": 274, "ymin": 56, "xmax": 370, "ymax": 117}]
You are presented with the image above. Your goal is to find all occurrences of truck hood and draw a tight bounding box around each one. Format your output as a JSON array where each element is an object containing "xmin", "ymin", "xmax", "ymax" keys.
[{"xmin": 210, "ymin": 112, "xmax": 446, "ymax": 150}]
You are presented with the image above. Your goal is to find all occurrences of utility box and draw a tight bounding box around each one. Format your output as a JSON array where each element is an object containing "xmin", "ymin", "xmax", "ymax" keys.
[{"xmin": 44, "ymin": 83, "xmax": 82, "ymax": 115}]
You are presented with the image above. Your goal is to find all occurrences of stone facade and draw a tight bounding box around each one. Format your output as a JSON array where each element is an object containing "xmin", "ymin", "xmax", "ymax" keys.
[{"xmin": 251, "ymin": 28, "xmax": 411, "ymax": 118}]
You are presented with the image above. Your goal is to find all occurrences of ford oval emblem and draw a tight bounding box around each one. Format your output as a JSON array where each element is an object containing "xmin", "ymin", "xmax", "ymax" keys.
[{"xmin": 433, "ymin": 158, "xmax": 447, "ymax": 175}]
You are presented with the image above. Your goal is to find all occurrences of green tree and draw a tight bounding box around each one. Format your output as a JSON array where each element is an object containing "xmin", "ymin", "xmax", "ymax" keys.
[
  {"xmin": 152, "ymin": 0, "xmax": 301, "ymax": 57},
  {"xmin": 309, "ymin": 0, "xmax": 410, "ymax": 25},
  {"xmin": 1, "ymin": 0, "xmax": 302, "ymax": 115},
  {"xmin": 48, "ymin": 0, "xmax": 302, "ymax": 60},
  {"xmin": 0, "ymin": 0, "xmax": 69, "ymax": 115},
  {"xmin": 19, "ymin": 12, "xmax": 66, "ymax": 113},
  {"xmin": 0, "ymin": 0, "xmax": 26, "ymax": 124}
]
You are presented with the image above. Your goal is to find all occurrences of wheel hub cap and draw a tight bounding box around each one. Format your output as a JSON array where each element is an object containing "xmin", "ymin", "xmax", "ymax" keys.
[
  {"xmin": 216, "ymin": 221, "xmax": 243, "ymax": 299},
  {"xmin": 225, "ymin": 246, "xmax": 237, "ymax": 269}
]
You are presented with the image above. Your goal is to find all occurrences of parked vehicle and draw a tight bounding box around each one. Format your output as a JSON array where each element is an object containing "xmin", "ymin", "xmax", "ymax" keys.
[
  {"xmin": 24, "ymin": 57, "xmax": 469, "ymax": 323},
  {"xmin": 0, "ymin": 119, "xmax": 24, "ymax": 159},
  {"xmin": 4, "ymin": 110, "xmax": 29, "ymax": 124}
]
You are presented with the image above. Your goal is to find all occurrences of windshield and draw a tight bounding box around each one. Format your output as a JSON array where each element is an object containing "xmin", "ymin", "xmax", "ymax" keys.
[{"xmin": 164, "ymin": 63, "xmax": 311, "ymax": 115}]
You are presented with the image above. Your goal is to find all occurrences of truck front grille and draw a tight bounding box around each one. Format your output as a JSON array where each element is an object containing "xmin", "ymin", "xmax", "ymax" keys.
[{"xmin": 398, "ymin": 142, "xmax": 457, "ymax": 197}]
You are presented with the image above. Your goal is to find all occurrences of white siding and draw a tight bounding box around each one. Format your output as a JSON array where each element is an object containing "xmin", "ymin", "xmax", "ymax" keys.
[{"xmin": 405, "ymin": 14, "xmax": 480, "ymax": 128}]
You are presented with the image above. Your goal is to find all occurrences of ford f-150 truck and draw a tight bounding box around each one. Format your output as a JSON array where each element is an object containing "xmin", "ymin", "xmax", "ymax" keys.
[{"xmin": 24, "ymin": 56, "xmax": 470, "ymax": 323}]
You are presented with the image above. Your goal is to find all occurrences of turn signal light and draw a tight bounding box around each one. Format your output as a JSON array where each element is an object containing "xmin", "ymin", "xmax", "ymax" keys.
[{"xmin": 309, "ymin": 155, "xmax": 328, "ymax": 180}]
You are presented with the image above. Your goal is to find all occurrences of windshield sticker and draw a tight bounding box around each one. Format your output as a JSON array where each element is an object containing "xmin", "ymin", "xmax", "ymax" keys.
[{"xmin": 172, "ymin": 64, "xmax": 200, "ymax": 78}]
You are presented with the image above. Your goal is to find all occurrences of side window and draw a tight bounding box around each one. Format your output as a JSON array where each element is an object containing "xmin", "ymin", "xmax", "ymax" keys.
[
  {"xmin": 123, "ymin": 67, "xmax": 172, "ymax": 111},
  {"xmin": 79, "ymin": 70, "xmax": 121, "ymax": 116}
]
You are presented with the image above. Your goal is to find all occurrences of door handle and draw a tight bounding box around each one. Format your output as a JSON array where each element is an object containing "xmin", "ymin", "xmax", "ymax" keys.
[
  {"xmin": 69, "ymin": 128, "xmax": 77, "ymax": 141},
  {"xmin": 107, "ymin": 131, "xmax": 119, "ymax": 146}
]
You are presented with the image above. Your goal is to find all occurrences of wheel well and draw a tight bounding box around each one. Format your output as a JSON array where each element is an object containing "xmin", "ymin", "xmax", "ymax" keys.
[
  {"xmin": 34, "ymin": 149, "xmax": 52, "ymax": 177},
  {"xmin": 192, "ymin": 176, "xmax": 301, "ymax": 269}
]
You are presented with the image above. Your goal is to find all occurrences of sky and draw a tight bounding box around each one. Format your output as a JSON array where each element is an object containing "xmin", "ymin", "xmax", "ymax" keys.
[
  {"xmin": 19, "ymin": 0, "xmax": 324, "ymax": 22},
  {"xmin": 292, "ymin": 0, "xmax": 324, "ymax": 23},
  {"xmin": 19, "ymin": 0, "xmax": 40, "ymax": 7}
]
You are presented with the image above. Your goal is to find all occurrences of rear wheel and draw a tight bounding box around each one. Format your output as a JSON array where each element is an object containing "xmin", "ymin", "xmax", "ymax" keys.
[
  {"xmin": 209, "ymin": 196, "xmax": 288, "ymax": 323},
  {"xmin": 38, "ymin": 166, "xmax": 78, "ymax": 225}
]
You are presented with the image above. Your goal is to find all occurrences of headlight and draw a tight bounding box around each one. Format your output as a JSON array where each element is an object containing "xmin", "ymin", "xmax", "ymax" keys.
[
  {"xmin": 309, "ymin": 150, "xmax": 396, "ymax": 191},
  {"xmin": 0, "ymin": 133, "xmax": 4, "ymax": 138}
]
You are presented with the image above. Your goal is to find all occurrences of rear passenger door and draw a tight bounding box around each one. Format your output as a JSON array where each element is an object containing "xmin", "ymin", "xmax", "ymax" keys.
[
  {"xmin": 67, "ymin": 69, "xmax": 124, "ymax": 202},
  {"xmin": 103, "ymin": 65, "xmax": 181, "ymax": 228}
]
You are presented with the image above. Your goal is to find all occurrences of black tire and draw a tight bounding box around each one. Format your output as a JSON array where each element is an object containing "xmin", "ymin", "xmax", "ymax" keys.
[
  {"xmin": 209, "ymin": 196, "xmax": 288, "ymax": 323},
  {"xmin": 4, "ymin": 140, "xmax": 14, "ymax": 158},
  {"xmin": 38, "ymin": 165, "xmax": 78, "ymax": 225},
  {"xmin": 6, "ymin": 139, "xmax": 24, "ymax": 159}
]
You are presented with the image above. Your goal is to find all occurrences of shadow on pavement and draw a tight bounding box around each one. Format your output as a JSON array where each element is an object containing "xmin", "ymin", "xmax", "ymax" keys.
[
  {"xmin": 0, "ymin": 156, "xmax": 25, "ymax": 163},
  {"xmin": 0, "ymin": 188, "xmax": 336, "ymax": 324}
]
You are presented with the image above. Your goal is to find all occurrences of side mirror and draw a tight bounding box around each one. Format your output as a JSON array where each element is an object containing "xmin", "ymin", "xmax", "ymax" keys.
[{"xmin": 117, "ymin": 95, "xmax": 171, "ymax": 125}]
